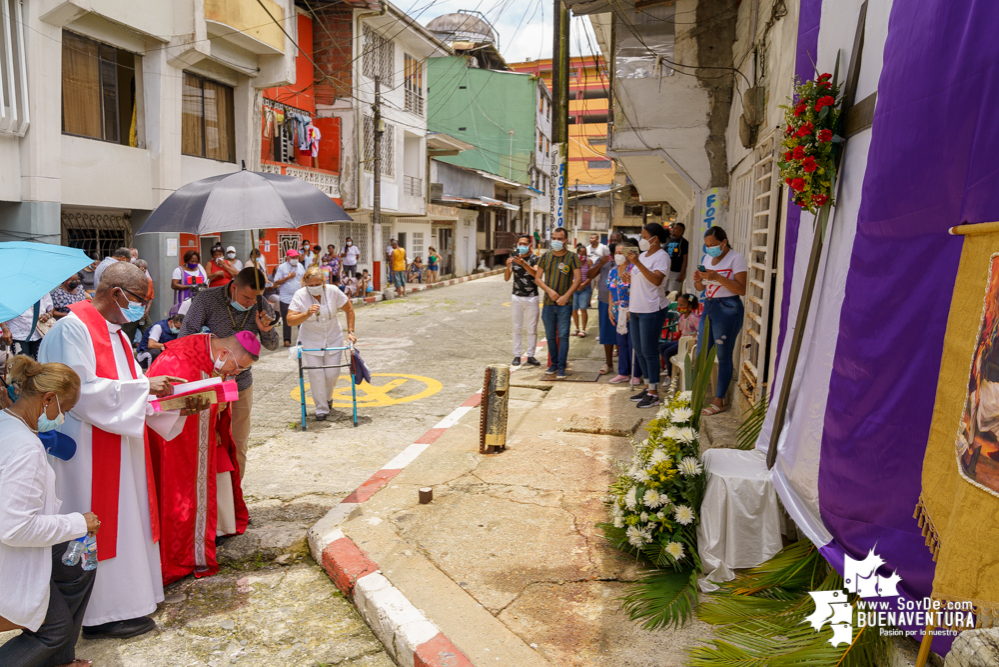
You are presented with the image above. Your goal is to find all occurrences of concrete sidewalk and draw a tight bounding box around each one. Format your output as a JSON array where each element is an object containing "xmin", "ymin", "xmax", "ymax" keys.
[{"xmin": 311, "ymin": 342, "xmax": 717, "ymax": 665}]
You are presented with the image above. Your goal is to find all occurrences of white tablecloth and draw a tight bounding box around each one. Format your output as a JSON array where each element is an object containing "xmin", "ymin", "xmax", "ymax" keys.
[{"xmin": 696, "ymin": 448, "xmax": 784, "ymax": 590}]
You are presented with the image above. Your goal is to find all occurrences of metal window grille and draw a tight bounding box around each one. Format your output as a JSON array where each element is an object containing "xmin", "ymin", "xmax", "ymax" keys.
[
  {"xmin": 404, "ymin": 175, "xmax": 422, "ymax": 197},
  {"xmin": 738, "ymin": 130, "xmax": 781, "ymax": 404},
  {"xmin": 61, "ymin": 208, "xmax": 132, "ymax": 259},
  {"xmin": 362, "ymin": 26, "xmax": 393, "ymax": 86},
  {"xmin": 362, "ymin": 115, "xmax": 394, "ymax": 177},
  {"xmin": 327, "ymin": 222, "xmax": 372, "ymax": 268},
  {"xmin": 404, "ymin": 54, "xmax": 424, "ymax": 115},
  {"xmin": 411, "ymin": 231, "xmax": 424, "ymax": 259},
  {"xmin": 0, "ymin": 0, "xmax": 29, "ymax": 135}
]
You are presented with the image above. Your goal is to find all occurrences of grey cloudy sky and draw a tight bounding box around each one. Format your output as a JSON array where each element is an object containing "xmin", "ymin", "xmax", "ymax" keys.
[{"xmin": 403, "ymin": 0, "xmax": 601, "ymax": 63}]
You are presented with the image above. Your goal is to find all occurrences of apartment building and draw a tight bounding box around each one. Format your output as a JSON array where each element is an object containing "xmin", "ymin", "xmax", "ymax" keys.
[{"xmin": 0, "ymin": 0, "xmax": 298, "ymax": 320}]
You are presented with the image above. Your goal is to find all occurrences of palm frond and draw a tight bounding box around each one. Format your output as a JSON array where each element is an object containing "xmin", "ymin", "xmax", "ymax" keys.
[
  {"xmin": 735, "ymin": 394, "xmax": 768, "ymax": 450},
  {"xmin": 719, "ymin": 539, "xmax": 826, "ymax": 596},
  {"xmin": 690, "ymin": 320, "xmax": 718, "ymax": 431},
  {"xmin": 620, "ymin": 568, "xmax": 699, "ymax": 631}
]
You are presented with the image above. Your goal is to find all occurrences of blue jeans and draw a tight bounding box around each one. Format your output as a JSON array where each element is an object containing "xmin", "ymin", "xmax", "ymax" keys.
[
  {"xmin": 572, "ymin": 286, "xmax": 592, "ymax": 310},
  {"xmin": 630, "ymin": 308, "xmax": 669, "ymax": 389},
  {"xmin": 659, "ymin": 340, "xmax": 679, "ymax": 377},
  {"xmin": 617, "ymin": 329, "xmax": 641, "ymax": 379},
  {"xmin": 541, "ymin": 303, "xmax": 573, "ymax": 373},
  {"xmin": 698, "ymin": 296, "xmax": 745, "ymax": 399}
]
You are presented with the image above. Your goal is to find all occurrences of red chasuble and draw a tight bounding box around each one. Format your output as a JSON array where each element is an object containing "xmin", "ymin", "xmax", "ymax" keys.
[
  {"xmin": 147, "ymin": 334, "xmax": 248, "ymax": 584},
  {"xmin": 67, "ymin": 300, "xmax": 159, "ymax": 561}
]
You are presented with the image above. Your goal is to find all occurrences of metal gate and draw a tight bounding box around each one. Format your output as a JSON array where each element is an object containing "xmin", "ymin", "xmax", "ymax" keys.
[
  {"xmin": 738, "ymin": 130, "xmax": 781, "ymax": 404},
  {"xmin": 61, "ymin": 208, "xmax": 132, "ymax": 260}
]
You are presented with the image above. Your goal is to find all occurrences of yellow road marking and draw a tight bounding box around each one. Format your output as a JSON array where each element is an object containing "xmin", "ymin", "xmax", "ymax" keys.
[{"xmin": 291, "ymin": 373, "xmax": 443, "ymax": 408}]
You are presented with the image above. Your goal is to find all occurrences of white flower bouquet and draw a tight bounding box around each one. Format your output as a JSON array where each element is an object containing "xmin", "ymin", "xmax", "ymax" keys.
[{"xmin": 603, "ymin": 388, "xmax": 706, "ymax": 569}]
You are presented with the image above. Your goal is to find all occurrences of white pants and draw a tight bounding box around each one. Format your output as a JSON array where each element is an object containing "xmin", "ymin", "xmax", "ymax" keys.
[
  {"xmin": 216, "ymin": 472, "xmax": 236, "ymax": 536},
  {"xmin": 511, "ymin": 294, "xmax": 540, "ymax": 357},
  {"xmin": 306, "ymin": 350, "xmax": 342, "ymax": 416}
]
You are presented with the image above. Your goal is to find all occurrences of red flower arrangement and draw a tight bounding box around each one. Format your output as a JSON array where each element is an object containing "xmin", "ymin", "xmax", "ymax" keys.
[{"xmin": 778, "ymin": 72, "xmax": 843, "ymax": 213}]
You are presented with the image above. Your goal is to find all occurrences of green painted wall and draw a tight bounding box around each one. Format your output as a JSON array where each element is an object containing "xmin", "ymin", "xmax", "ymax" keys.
[{"xmin": 428, "ymin": 57, "xmax": 537, "ymax": 185}]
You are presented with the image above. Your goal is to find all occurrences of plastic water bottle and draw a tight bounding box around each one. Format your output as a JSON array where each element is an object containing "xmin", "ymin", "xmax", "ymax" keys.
[
  {"xmin": 82, "ymin": 534, "xmax": 98, "ymax": 571},
  {"xmin": 62, "ymin": 536, "xmax": 86, "ymax": 566}
]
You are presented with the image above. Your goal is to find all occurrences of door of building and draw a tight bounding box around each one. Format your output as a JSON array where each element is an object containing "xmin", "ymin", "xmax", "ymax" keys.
[{"xmin": 437, "ymin": 226, "xmax": 453, "ymax": 276}]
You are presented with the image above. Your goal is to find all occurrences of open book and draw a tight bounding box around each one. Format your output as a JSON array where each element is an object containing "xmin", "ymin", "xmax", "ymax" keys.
[{"xmin": 148, "ymin": 376, "xmax": 239, "ymax": 412}]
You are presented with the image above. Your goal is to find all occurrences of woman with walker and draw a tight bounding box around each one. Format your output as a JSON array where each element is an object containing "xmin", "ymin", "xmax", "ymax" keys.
[{"xmin": 285, "ymin": 267, "xmax": 357, "ymax": 421}]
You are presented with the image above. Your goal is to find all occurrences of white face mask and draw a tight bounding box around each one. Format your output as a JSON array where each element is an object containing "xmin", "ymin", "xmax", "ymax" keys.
[
  {"xmin": 226, "ymin": 252, "xmax": 236, "ymax": 259},
  {"xmin": 308, "ymin": 285, "xmax": 323, "ymax": 296},
  {"xmin": 290, "ymin": 258, "xmax": 299, "ymax": 266},
  {"xmin": 639, "ymin": 238, "xmax": 652, "ymax": 252},
  {"xmin": 614, "ymin": 254, "xmax": 626, "ymax": 266},
  {"xmin": 346, "ymin": 241, "xmax": 352, "ymax": 247},
  {"xmin": 213, "ymin": 347, "xmax": 230, "ymax": 375}
]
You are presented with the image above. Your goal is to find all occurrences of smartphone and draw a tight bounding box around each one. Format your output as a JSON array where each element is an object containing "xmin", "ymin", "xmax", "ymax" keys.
[{"xmin": 697, "ymin": 264, "xmax": 706, "ymax": 272}]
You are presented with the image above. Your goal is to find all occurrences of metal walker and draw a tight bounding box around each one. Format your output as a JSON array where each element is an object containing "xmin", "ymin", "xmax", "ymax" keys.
[{"xmin": 294, "ymin": 342, "xmax": 359, "ymax": 430}]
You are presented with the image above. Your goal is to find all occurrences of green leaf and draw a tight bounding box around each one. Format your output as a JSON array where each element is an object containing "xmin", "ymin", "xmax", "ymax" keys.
[
  {"xmin": 619, "ymin": 568, "xmax": 699, "ymax": 630},
  {"xmin": 735, "ymin": 394, "xmax": 768, "ymax": 450},
  {"xmin": 818, "ymin": 105, "xmax": 829, "ymax": 120}
]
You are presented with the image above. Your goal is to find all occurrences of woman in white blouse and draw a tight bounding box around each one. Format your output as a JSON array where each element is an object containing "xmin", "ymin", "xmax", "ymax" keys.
[
  {"xmin": 286, "ymin": 266, "xmax": 357, "ymax": 422},
  {"xmin": 0, "ymin": 356, "xmax": 100, "ymax": 667}
]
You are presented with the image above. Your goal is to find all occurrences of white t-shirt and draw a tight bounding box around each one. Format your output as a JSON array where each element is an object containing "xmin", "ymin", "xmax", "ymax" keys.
[
  {"xmin": 171, "ymin": 265, "xmax": 208, "ymax": 285},
  {"xmin": 274, "ymin": 261, "xmax": 305, "ymax": 304},
  {"xmin": 289, "ymin": 284, "xmax": 349, "ymax": 350},
  {"xmin": 148, "ymin": 323, "xmax": 164, "ymax": 342},
  {"xmin": 701, "ymin": 249, "xmax": 748, "ymax": 299},
  {"xmin": 229, "ymin": 259, "xmax": 244, "ymax": 271},
  {"xmin": 7, "ymin": 294, "xmax": 54, "ymax": 341},
  {"xmin": 343, "ymin": 245, "xmax": 361, "ymax": 266},
  {"xmin": 628, "ymin": 249, "xmax": 671, "ymax": 314},
  {"xmin": 587, "ymin": 243, "xmax": 609, "ymax": 264}
]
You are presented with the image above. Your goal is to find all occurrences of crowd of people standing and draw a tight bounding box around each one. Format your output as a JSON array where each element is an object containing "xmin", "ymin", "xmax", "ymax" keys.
[{"xmin": 503, "ymin": 222, "xmax": 747, "ymax": 413}]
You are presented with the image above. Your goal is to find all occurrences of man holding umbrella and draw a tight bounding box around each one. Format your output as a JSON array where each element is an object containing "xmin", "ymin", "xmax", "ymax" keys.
[{"xmin": 179, "ymin": 266, "xmax": 278, "ymax": 478}]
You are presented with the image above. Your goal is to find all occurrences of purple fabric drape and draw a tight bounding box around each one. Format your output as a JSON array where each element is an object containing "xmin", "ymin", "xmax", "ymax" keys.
[
  {"xmin": 820, "ymin": 0, "xmax": 999, "ymax": 650},
  {"xmin": 770, "ymin": 0, "xmax": 822, "ymax": 397}
]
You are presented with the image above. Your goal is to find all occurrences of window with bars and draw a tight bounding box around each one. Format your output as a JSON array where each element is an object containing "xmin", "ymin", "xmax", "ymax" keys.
[
  {"xmin": 61, "ymin": 31, "xmax": 140, "ymax": 146},
  {"xmin": 362, "ymin": 115, "xmax": 395, "ymax": 177},
  {"xmin": 182, "ymin": 72, "xmax": 236, "ymax": 162},
  {"xmin": 404, "ymin": 54, "xmax": 424, "ymax": 115},
  {"xmin": 61, "ymin": 208, "xmax": 132, "ymax": 259},
  {"xmin": 362, "ymin": 26, "xmax": 393, "ymax": 85},
  {"xmin": 412, "ymin": 231, "xmax": 424, "ymax": 260}
]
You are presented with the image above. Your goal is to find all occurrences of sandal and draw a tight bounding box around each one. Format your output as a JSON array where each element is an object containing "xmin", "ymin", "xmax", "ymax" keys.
[
  {"xmin": 701, "ymin": 404, "xmax": 726, "ymax": 416},
  {"xmin": 599, "ymin": 364, "xmax": 610, "ymax": 375},
  {"xmin": 578, "ymin": 331, "xmax": 587, "ymax": 338}
]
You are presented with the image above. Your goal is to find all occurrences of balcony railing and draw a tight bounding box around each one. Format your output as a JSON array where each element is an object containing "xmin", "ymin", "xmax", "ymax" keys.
[
  {"xmin": 404, "ymin": 175, "xmax": 423, "ymax": 198},
  {"xmin": 260, "ymin": 161, "xmax": 341, "ymax": 199},
  {"xmin": 405, "ymin": 90, "xmax": 424, "ymax": 116}
]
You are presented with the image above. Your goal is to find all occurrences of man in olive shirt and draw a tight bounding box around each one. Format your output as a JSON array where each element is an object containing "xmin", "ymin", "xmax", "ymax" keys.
[{"xmin": 534, "ymin": 227, "xmax": 581, "ymax": 380}]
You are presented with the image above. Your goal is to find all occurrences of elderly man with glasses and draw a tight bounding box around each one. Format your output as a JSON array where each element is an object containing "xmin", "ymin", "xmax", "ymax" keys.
[{"xmin": 38, "ymin": 261, "xmax": 195, "ymax": 639}]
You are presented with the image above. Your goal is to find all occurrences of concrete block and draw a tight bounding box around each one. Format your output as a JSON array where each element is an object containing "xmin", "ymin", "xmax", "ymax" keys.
[
  {"xmin": 354, "ymin": 573, "xmax": 432, "ymax": 663},
  {"xmin": 414, "ymin": 632, "xmax": 475, "ymax": 667},
  {"xmin": 393, "ymin": 618, "xmax": 440, "ymax": 667},
  {"xmin": 321, "ymin": 537, "xmax": 378, "ymax": 597},
  {"xmin": 343, "ymin": 469, "xmax": 403, "ymax": 503}
]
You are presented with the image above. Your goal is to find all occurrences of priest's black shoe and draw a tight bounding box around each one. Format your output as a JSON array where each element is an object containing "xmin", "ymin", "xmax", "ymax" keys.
[{"xmin": 83, "ymin": 616, "xmax": 157, "ymax": 639}]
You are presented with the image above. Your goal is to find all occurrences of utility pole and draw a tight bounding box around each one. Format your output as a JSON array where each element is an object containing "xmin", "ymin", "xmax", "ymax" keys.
[
  {"xmin": 372, "ymin": 76, "xmax": 383, "ymax": 291},
  {"xmin": 550, "ymin": 0, "xmax": 570, "ymax": 238}
]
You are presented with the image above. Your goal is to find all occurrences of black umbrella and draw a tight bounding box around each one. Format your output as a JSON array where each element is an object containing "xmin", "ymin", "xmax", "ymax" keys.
[
  {"xmin": 135, "ymin": 166, "xmax": 351, "ymax": 235},
  {"xmin": 136, "ymin": 165, "xmax": 352, "ymax": 319}
]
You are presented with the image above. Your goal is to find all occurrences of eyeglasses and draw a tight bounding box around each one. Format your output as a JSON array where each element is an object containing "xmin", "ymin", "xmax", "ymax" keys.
[{"xmin": 115, "ymin": 287, "xmax": 149, "ymax": 307}]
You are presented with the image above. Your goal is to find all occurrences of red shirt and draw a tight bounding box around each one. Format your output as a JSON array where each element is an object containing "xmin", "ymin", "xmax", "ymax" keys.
[{"xmin": 208, "ymin": 258, "xmax": 235, "ymax": 287}]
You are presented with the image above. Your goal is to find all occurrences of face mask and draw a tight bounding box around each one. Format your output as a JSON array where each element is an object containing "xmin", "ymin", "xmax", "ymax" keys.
[
  {"xmin": 639, "ymin": 238, "xmax": 652, "ymax": 252},
  {"xmin": 308, "ymin": 285, "xmax": 324, "ymax": 296},
  {"xmin": 517, "ymin": 245, "xmax": 529, "ymax": 255},
  {"xmin": 608, "ymin": 242, "xmax": 618, "ymax": 255},
  {"xmin": 290, "ymin": 258, "xmax": 299, "ymax": 266},
  {"xmin": 187, "ymin": 262, "xmax": 199, "ymax": 270},
  {"xmin": 704, "ymin": 245, "xmax": 723, "ymax": 258},
  {"xmin": 303, "ymin": 246, "xmax": 310, "ymax": 253},
  {"xmin": 551, "ymin": 240, "xmax": 564, "ymax": 251},
  {"xmin": 38, "ymin": 395, "xmax": 65, "ymax": 433},
  {"xmin": 614, "ymin": 254, "xmax": 626, "ymax": 266},
  {"xmin": 347, "ymin": 241, "xmax": 352, "ymax": 247},
  {"xmin": 67, "ymin": 281, "xmax": 80, "ymax": 291},
  {"xmin": 678, "ymin": 308, "xmax": 690, "ymax": 315},
  {"xmin": 169, "ymin": 326, "xmax": 181, "ymax": 335},
  {"xmin": 116, "ymin": 289, "xmax": 146, "ymax": 323},
  {"xmin": 213, "ymin": 347, "xmax": 231, "ymax": 375},
  {"xmin": 226, "ymin": 252, "xmax": 236, "ymax": 259}
]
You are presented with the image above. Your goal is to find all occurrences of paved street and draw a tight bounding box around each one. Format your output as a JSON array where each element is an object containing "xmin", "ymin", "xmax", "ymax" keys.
[{"xmin": 66, "ymin": 274, "xmax": 547, "ymax": 666}]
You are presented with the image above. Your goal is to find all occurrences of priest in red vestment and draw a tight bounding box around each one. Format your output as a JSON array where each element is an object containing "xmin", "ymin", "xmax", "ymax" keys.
[{"xmin": 147, "ymin": 331, "xmax": 260, "ymax": 584}]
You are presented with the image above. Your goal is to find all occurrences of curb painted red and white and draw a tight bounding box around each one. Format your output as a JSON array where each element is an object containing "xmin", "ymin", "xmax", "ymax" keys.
[
  {"xmin": 306, "ymin": 338, "xmax": 547, "ymax": 667},
  {"xmin": 348, "ymin": 268, "xmax": 505, "ymax": 309}
]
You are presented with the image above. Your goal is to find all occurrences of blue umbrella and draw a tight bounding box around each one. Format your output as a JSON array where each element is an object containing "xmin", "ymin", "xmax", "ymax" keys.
[{"xmin": 0, "ymin": 242, "xmax": 92, "ymax": 322}]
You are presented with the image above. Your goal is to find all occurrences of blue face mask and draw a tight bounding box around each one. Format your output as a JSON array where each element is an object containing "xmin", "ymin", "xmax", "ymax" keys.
[
  {"xmin": 551, "ymin": 240, "xmax": 564, "ymax": 251},
  {"xmin": 38, "ymin": 395, "xmax": 65, "ymax": 433},
  {"xmin": 116, "ymin": 290, "xmax": 146, "ymax": 323},
  {"xmin": 230, "ymin": 299, "xmax": 249, "ymax": 312},
  {"xmin": 169, "ymin": 326, "xmax": 181, "ymax": 335},
  {"xmin": 517, "ymin": 245, "xmax": 530, "ymax": 255},
  {"xmin": 704, "ymin": 245, "xmax": 723, "ymax": 258}
]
